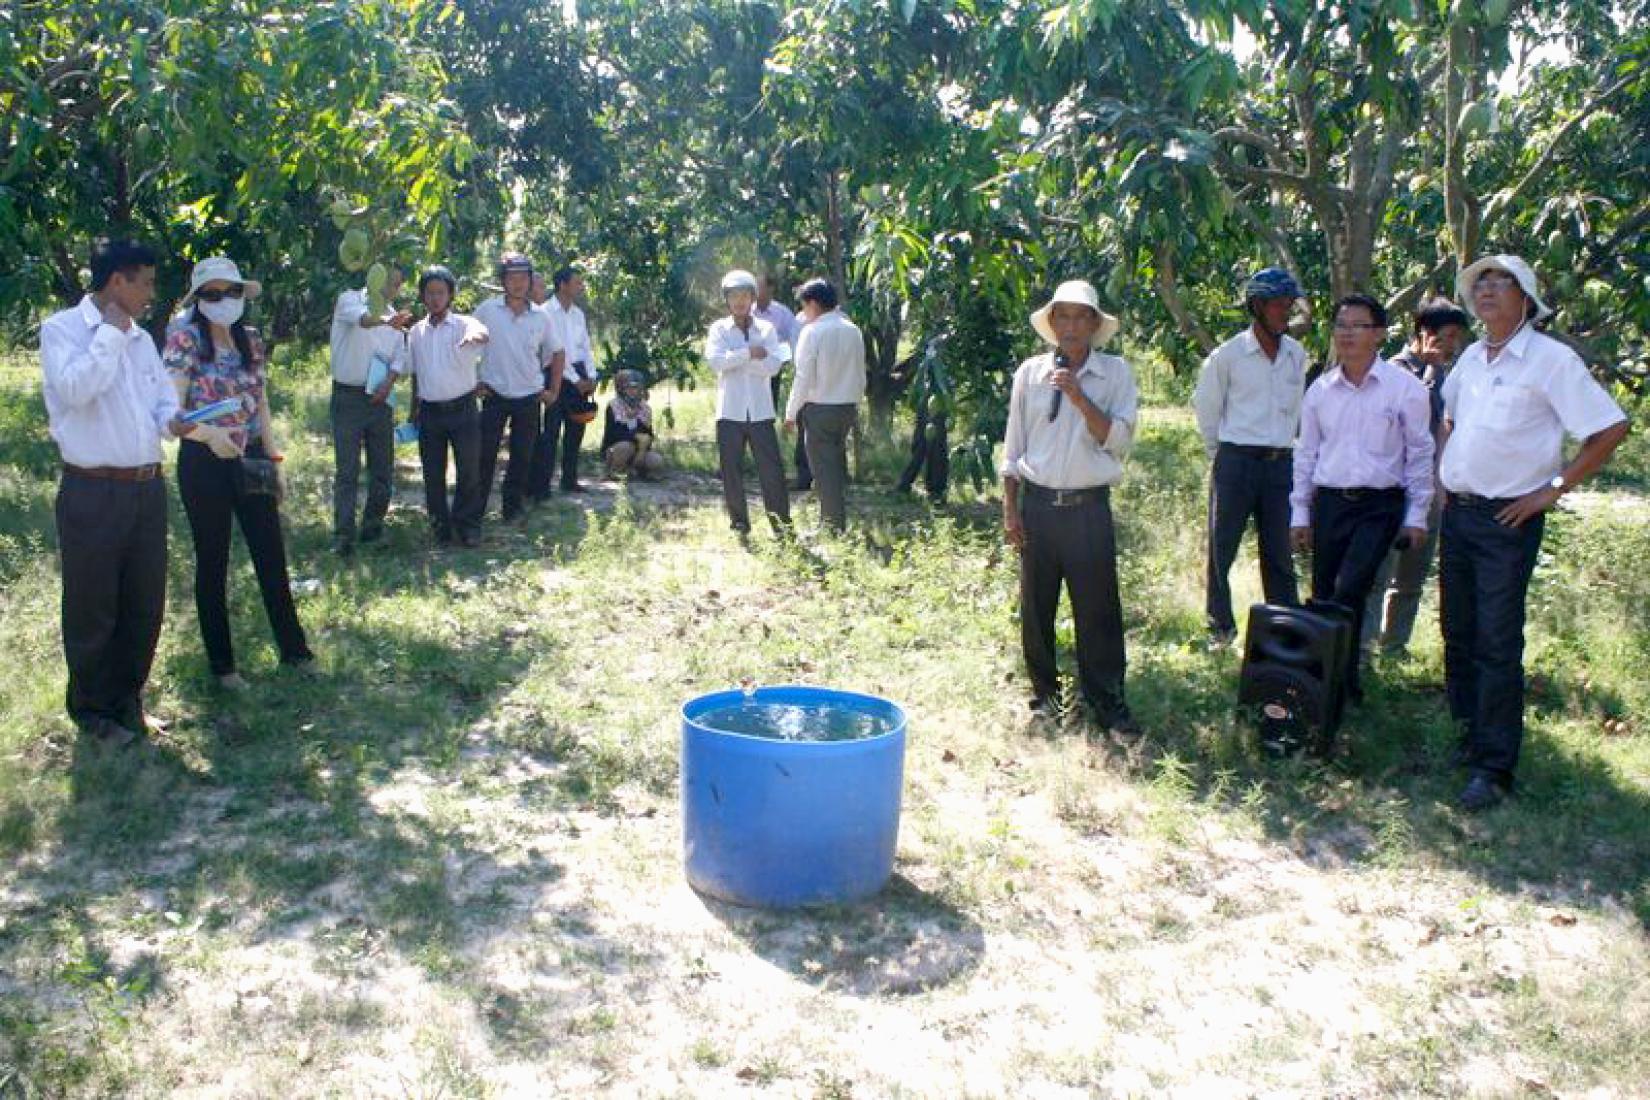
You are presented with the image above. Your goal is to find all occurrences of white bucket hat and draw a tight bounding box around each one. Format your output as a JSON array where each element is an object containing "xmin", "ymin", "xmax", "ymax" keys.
[
  {"xmin": 1456, "ymin": 254, "xmax": 1552, "ymax": 322},
  {"xmin": 182, "ymin": 256, "xmax": 262, "ymax": 305},
  {"xmin": 1031, "ymin": 280, "xmax": 1120, "ymax": 347}
]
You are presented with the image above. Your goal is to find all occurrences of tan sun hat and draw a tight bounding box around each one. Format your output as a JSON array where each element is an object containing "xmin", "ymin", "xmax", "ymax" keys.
[
  {"xmin": 181, "ymin": 256, "xmax": 263, "ymax": 305},
  {"xmin": 1030, "ymin": 280, "xmax": 1120, "ymax": 347},
  {"xmin": 1456, "ymin": 254, "xmax": 1553, "ymax": 322}
]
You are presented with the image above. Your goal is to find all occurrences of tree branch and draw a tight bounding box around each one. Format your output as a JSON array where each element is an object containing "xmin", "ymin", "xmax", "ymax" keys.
[{"xmin": 1482, "ymin": 72, "xmax": 1636, "ymax": 235}]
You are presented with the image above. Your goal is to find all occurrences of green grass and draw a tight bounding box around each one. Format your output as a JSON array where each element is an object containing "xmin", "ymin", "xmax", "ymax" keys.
[{"xmin": 0, "ymin": 347, "xmax": 1646, "ymax": 1096}]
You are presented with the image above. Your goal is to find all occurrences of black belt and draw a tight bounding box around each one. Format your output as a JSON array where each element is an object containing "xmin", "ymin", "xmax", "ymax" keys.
[
  {"xmin": 1022, "ymin": 482, "xmax": 1110, "ymax": 507},
  {"xmin": 1448, "ymin": 491, "xmax": 1519, "ymax": 510},
  {"xmin": 1319, "ymin": 486, "xmax": 1404, "ymax": 502},
  {"xmin": 420, "ymin": 391, "xmax": 477, "ymax": 412},
  {"xmin": 332, "ymin": 380, "xmax": 375, "ymax": 393},
  {"xmin": 1220, "ymin": 443, "xmax": 1292, "ymax": 460},
  {"xmin": 63, "ymin": 463, "xmax": 162, "ymax": 482}
]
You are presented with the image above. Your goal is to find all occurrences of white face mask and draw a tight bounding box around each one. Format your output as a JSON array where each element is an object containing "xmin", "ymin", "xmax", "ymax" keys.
[{"xmin": 198, "ymin": 296, "xmax": 245, "ymax": 326}]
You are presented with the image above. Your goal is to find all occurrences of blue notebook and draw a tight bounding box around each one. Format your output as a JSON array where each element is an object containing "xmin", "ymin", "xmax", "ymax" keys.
[
  {"xmin": 366, "ymin": 355, "xmax": 399, "ymax": 409},
  {"xmin": 180, "ymin": 397, "xmax": 244, "ymax": 424}
]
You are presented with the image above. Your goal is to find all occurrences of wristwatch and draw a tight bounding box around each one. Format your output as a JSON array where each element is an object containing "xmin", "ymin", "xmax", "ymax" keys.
[{"xmin": 1548, "ymin": 474, "xmax": 1566, "ymax": 493}]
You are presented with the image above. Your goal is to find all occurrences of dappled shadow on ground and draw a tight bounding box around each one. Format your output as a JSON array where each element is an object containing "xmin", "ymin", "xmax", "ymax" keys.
[
  {"xmin": 1105, "ymin": 648, "xmax": 1650, "ymax": 931},
  {"xmin": 698, "ymin": 873, "xmax": 986, "ymax": 998}
]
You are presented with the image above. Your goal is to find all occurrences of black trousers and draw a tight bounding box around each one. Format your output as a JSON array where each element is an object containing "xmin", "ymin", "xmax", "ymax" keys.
[
  {"xmin": 1309, "ymin": 487, "xmax": 1404, "ymax": 696},
  {"xmin": 1439, "ymin": 496, "xmax": 1545, "ymax": 786},
  {"xmin": 769, "ymin": 373, "xmax": 812, "ymax": 486},
  {"xmin": 896, "ymin": 410, "xmax": 949, "ymax": 501},
  {"xmin": 178, "ymin": 440, "xmax": 311, "ymax": 676},
  {"xmin": 329, "ymin": 382, "xmax": 394, "ymax": 545},
  {"xmin": 530, "ymin": 392, "xmax": 588, "ymax": 496},
  {"xmin": 1019, "ymin": 487, "xmax": 1127, "ymax": 709},
  {"xmin": 1206, "ymin": 444, "xmax": 1299, "ymax": 634},
  {"xmin": 715, "ymin": 418, "xmax": 791, "ymax": 533},
  {"xmin": 478, "ymin": 392, "xmax": 541, "ymax": 519},
  {"xmin": 417, "ymin": 395, "xmax": 483, "ymax": 540},
  {"xmin": 55, "ymin": 469, "xmax": 168, "ymax": 730}
]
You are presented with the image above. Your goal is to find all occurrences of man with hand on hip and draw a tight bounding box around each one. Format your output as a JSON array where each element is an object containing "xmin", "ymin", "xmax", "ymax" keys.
[{"xmin": 1438, "ymin": 255, "xmax": 1628, "ymax": 811}]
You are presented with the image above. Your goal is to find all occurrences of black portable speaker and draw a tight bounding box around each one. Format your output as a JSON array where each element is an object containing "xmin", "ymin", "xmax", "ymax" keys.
[{"xmin": 1238, "ymin": 602, "xmax": 1354, "ymax": 756}]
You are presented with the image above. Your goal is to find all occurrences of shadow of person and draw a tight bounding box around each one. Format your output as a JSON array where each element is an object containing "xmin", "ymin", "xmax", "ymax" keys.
[{"xmin": 696, "ymin": 872, "xmax": 986, "ymax": 998}]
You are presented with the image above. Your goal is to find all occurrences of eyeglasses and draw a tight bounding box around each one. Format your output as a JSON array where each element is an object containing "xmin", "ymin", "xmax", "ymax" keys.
[
  {"xmin": 1332, "ymin": 322, "xmax": 1385, "ymax": 332},
  {"xmin": 1472, "ymin": 274, "xmax": 1520, "ymax": 293},
  {"xmin": 196, "ymin": 286, "xmax": 245, "ymax": 303}
]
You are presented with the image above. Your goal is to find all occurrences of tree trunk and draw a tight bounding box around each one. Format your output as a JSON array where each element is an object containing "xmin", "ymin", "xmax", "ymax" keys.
[
  {"xmin": 863, "ymin": 316, "xmax": 902, "ymax": 440},
  {"xmin": 824, "ymin": 168, "xmax": 847, "ymax": 296},
  {"xmin": 1153, "ymin": 241, "xmax": 1217, "ymax": 357}
]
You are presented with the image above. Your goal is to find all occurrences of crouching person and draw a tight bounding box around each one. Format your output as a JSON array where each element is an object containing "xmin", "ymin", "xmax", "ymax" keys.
[{"xmin": 602, "ymin": 369, "xmax": 665, "ymax": 479}]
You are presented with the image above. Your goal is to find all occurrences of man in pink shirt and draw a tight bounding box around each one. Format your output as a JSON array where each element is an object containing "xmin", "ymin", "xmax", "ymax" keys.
[{"xmin": 1289, "ymin": 293, "xmax": 1434, "ymax": 702}]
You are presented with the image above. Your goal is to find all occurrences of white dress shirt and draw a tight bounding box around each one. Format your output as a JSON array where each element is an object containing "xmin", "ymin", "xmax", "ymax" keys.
[
  {"xmin": 784, "ymin": 309, "xmax": 867, "ymax": 422},
  {"xmin": 40, "ymin": 296, "xmax": 180, "ymax": 468},
  {"xmin": 1192, "ymin": 328, "xmax": 1308, "ymax": 456},
  {"xmin": 1000, "ymin": 350, "xmax": 1139, "ymax": 489},
  {"xmin": 755, "ymin": 299, "xmax": 801, "ymax": 353},
  {"xmin": 706, "ymin": 315, "xmax": 788, "ymax": 422},
  {"xmin": 475, "ymin": 296, "xmax": 560, "ymax": 398},
  {"xmin": 370, "ymin": 323, "xmax": 407, "ymax": 379},
  {"xmin": 330, "ymin": 289, "xmax": 389, "ymax": 386},
  {"xmin": 408, "ymin": 313, "xmax": 488, "ymax": 402},
  {"xmin": 546, "ymin": 297, "xmax": 596, "ymax": 384},
  {"xmin": 1289, "ymin": 358, "xmax": 1435, "ymax": 528},
  {"xmin": 1440, "ymin": 326, "xmax": 1627, "ymax": 499}
]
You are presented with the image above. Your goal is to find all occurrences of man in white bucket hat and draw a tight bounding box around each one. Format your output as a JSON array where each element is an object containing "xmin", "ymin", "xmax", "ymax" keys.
[
  {"xmin": 1438, "ymin": 254, "xmax": 1630, "ymax": 810},
  {"xmin": 1001, "ymin": 279, "xmax": 1140, "ymax": 736}
]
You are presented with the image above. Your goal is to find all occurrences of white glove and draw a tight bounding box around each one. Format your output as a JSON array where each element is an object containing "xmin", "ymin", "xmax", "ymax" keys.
[{"xmin": 193, "ymin": 423, "xmax": 244, "ymax": 460}]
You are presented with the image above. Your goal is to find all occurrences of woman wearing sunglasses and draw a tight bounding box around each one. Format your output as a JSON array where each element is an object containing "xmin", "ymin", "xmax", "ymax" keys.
[{"xmin": 163, "ymin": 257, "xmax": 313, "ymax": 690}]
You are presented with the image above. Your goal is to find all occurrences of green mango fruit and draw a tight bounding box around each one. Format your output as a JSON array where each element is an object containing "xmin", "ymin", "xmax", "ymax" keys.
[{"xmin": 365, "ymin": 262, "xmax": 388, "ymax": 293}]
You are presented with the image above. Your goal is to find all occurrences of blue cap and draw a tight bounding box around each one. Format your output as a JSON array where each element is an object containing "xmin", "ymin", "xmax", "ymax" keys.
[{"xmin": 1243, "ymin": 267, "xmax": 1303, "ymax": 301}]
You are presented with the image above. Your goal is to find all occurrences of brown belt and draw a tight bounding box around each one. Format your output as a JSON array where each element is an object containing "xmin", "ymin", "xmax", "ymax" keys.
[{"xmin": 63, "ymin": 463, "xmax": 163, "ymax": 482}]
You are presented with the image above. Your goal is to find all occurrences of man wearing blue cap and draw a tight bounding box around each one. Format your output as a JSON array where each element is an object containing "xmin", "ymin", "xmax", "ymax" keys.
[{"xmin": 1193, "ymin": 268, "xmax": 1307, "ymax": 647}]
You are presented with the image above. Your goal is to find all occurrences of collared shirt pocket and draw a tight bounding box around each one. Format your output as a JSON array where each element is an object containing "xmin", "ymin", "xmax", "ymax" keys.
[
  {"xmin": 1484, "ymin": 381, "xmax": 1544, "ymax": 431},
  {"xmin": 1360, "ymin": 403, "xmax": 1399, "ymax": 454}
]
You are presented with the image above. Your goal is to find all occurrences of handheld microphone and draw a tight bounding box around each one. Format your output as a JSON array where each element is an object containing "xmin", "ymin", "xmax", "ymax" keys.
[{"xmin": 1049, "ymin": 350, "xmax": 1071, "ymax": 421}]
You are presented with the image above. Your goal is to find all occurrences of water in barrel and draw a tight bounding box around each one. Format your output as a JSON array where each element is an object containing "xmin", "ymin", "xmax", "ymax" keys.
[{"xmin": 693, "ymin": 700, "xmax": 895, "ymax": 742}]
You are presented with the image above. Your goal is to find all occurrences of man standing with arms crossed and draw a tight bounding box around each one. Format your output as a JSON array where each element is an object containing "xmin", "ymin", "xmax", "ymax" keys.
[
  {"xmin": 1439, "ymin": 255, "xmax": 1628, "ymax": 810},
  {"xmin": 1193, "ymin": 268, "xmax": 1307, "ymax": 648}
]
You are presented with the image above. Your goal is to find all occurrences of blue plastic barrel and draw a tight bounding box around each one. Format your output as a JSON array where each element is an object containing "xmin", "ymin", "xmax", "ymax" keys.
[{"xmin": 681, "ymin": 685, "xmax": 906, "ymax": 908}]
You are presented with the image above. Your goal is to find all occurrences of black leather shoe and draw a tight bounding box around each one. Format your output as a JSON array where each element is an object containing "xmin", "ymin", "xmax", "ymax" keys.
[
  {"xmin": 1458, "ymin": 775, "xmax": 1508, "ymax": 812},
  {"xmin": 1090, "ymin": 697, "xmax": 1142, "ymax": 739}
]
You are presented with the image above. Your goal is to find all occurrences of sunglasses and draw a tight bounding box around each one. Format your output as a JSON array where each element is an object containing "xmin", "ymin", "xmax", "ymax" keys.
[
  {"xmin": 1472, "ymin": 274, "xmax": 1520, "ymax": 293},
  {"xmin": 196, "ymin": 286, "xmax": 246, "ymax": 303}
]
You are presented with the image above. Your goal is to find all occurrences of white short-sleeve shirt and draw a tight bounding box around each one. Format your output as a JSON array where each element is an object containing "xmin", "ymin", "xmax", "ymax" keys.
[{"xmin": 1440, "ymin": 326, "xmax": 1626, "ymax": 499}]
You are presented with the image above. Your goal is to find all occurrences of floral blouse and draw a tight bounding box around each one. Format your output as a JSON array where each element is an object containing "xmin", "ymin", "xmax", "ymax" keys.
[{"xmin": 162, "ymin": 322, "xmax": 266, "ymax": 451}]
